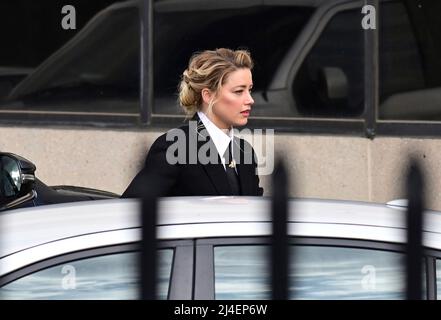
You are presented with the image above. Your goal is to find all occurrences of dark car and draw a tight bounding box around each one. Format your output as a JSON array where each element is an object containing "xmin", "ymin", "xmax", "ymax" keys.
[{"xmin": 0, "ymin": 152, "xmax": 118, "ymax": 211}]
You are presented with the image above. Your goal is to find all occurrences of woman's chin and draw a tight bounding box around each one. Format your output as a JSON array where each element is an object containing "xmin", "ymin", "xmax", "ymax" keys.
[{"xmin": 234, "ymin": 118, "xmax": 248, "ymax": 127}]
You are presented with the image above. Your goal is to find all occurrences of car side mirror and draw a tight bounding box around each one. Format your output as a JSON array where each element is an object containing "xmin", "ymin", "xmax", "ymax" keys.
[
  {"xmin": 317, "ymin": 67, "xmax": 348, "ymax": 105},
  {"xmin": 0, "ymin": 153, "xmax": 36, "ymax": 210}
]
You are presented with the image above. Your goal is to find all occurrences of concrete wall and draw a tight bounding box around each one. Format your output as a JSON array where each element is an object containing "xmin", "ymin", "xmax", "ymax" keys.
[{"xmin": 1, "ymin": 125, "xmax": 440, "ymax": 210}]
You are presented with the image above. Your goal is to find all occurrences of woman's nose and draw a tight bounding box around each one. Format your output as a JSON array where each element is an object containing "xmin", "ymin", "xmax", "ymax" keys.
[{"xmin": 246, "ymin": 91, "xmax": 254, "ymax": 105}]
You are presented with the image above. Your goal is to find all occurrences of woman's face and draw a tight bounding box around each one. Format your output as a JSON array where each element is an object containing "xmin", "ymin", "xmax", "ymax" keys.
[{"xmin": 207, "ymin": 68, "xmax": 254, "ymax": 129}]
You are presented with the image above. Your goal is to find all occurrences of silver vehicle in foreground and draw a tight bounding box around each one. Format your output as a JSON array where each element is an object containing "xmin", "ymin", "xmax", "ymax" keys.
[{"xmin": 1, "ymin": 196, "xmax": 440, "ymax": 300}]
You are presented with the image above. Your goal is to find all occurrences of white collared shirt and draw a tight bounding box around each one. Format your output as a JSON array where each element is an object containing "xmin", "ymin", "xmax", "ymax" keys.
[{"xmin": 197, "ymin": 111, "xmax": 235, "ymax": 171}]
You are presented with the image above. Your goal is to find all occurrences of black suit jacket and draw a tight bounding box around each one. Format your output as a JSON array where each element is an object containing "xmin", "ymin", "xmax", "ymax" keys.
[{"xmin": 122, "ymin": 114, "xmax": 263, "ymax": 198}]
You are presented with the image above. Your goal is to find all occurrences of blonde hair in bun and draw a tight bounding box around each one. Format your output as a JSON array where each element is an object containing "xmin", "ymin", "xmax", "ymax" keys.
[{"xmin": 178, "ymin": 48, "xmax": 253, "ymax": 116}]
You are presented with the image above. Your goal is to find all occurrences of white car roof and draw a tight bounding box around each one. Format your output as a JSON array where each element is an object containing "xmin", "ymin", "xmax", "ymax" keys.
[{"xmin": 2, "ymin": 196, "xmax": 441, "ymax": 276}]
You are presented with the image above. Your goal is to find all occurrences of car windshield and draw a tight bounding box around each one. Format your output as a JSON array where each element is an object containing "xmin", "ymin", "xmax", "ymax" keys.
[
  {"xmin": 0, "ymin": 0, "xmax": 313, "ymax": 116},
  {"xmin": 0, "ymin": 0, "xmax": 140, "ymax": 114}
]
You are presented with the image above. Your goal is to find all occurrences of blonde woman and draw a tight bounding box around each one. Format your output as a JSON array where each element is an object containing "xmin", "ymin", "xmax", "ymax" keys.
[{"xmin": 123, "ymin": 48, "xmax": 263, "ymax": 197}]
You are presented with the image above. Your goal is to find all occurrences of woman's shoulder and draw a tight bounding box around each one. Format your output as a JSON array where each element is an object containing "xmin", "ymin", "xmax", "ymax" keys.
[{"xmin": 150, "ymin": 123, "xmax": 192, "ymax": 149}]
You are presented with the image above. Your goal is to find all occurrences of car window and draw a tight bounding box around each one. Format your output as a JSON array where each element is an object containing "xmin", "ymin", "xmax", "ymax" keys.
[
  {"xmin": 214, "ymin": 245, "xmax": 406, "ymax": 300},
  {"xmin": 152, "ymin": 2, "xmax": 313, "ymax": 117},
  {"xmin": 379, "ymin": 0, "xmax": 441, "ymax": 121},
  {"xmin": 0, "ymin": 155, "xmax": 22, "ymax": 198},
  {"xmin": 0, "ymin": 249, "xmax": 173, "ymax": 300},
  {"xmin": 293, "ymin": 7, "xmax": 365, "ymax": 118},
  {"xmin": 435, "ymin": 259, "xmax": 441, "ymax": 300},
  {"xmin": 214, "ymin": 245, "xmax": 270, "ymax": 300},
  {"xmin": 0, "ymin": 0, "xmax": 140, "ymax": 116},
  {"xmin": 290, "ymin": 246, "xmax": 406, "ymax": 299}
]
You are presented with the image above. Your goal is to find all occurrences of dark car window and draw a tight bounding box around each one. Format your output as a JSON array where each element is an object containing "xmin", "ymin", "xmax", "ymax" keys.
[
  {"xmin": 0, "ymin": 0, "xmax": 140, "ymax": 116},
  {"xmin": 152, "ymin": 2, "xmax": 313, "ymax": 117},
  {"xmin": 214, "ymin": 245, "xmax": 406, "ymax": 300},
  {"xmin": 379, "ymin": 0, "xmax": 441, "ymax": 121},
  {"xmin": 0, "ymin": 250, "xmax": 173, "ymax": 300},
  {"xmin": 0, "ymin": 155, "xmax": 22, "ymax": 198},
  {"xmin": 293, "ymin": 7, "xmax": 365, "ymax": 118}
]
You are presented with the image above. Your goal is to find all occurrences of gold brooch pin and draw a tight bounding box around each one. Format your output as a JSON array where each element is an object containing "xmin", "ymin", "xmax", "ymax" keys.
[{"xmin": 229, "ymin": 159, "xmax": 236, "ymax": 168}]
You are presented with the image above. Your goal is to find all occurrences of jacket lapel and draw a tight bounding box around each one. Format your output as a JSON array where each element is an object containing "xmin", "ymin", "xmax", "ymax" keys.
[
  {"xmin": 203, "ymin": 161, "xmax": 234, "ymax": 195},
  {"xmin": 190, "ymin": 113, "xmax": 233, "ymax": 195}
]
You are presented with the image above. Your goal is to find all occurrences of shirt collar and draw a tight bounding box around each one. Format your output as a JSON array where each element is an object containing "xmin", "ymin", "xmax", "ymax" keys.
[{"xmin": 197, "ymin": 111, "xmax": 233, "ymax": 158}]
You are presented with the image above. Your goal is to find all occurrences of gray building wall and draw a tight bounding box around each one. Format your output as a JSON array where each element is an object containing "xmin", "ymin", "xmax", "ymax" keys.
[{"xmin": 1, "ymin": 126, "xmax": 440, "ymax": 210}]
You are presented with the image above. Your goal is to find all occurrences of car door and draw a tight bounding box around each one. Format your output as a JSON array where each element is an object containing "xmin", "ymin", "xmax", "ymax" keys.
[
  {"xmin": 0, "ymin": 241, "xmax": 193, "ymax": 300},
  {"xmin": 194, "ymin": 237, "xmax": 433, "ymax": 300}
]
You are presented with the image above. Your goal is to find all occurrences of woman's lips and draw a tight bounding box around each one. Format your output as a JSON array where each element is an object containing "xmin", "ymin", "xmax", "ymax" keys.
[{"xmin": 240, "ymin": 110, "xmax": 250, "ymax": 117}]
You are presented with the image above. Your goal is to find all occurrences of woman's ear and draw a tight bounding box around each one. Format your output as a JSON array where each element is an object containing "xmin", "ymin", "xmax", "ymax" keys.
[{"xmin": 201, "ymin": 88, "xmax": 213, "ymax": 105}]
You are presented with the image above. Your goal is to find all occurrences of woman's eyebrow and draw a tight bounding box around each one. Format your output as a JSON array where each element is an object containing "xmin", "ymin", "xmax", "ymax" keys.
[{"xmin": 232, "ymin": 84, "xmax": 253, "ymax": 89}]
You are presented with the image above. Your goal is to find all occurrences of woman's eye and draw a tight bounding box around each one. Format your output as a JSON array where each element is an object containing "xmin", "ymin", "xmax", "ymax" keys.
[{"xmin": 234, "ymin": 90, "xmax": 243, "ymax": 95}]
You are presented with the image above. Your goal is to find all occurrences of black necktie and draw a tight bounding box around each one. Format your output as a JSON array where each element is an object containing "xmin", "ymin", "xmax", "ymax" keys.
[{"xmin": 224, "ymin": 141, "xmax": 241, "ymax": 195}]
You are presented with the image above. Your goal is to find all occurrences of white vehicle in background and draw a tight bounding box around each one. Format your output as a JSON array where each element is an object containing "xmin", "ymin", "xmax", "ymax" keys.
[{"xmin": 1, "ymin": 196, "xmax": 440, "ymax": 300}]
